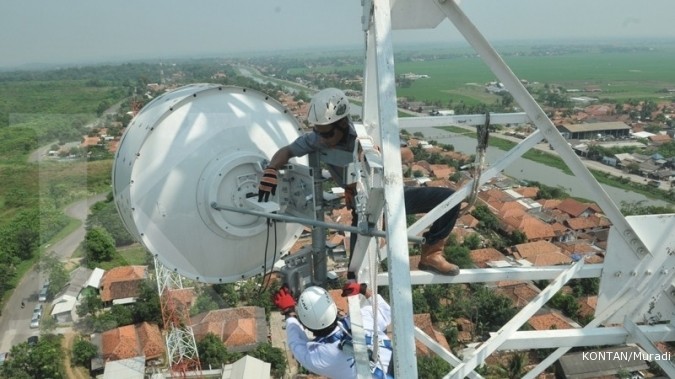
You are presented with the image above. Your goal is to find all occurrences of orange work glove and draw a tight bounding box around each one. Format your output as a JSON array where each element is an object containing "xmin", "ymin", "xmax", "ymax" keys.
[{"xmin": 258, "ymin": 168, "xmax": 278, "ymax": 202}]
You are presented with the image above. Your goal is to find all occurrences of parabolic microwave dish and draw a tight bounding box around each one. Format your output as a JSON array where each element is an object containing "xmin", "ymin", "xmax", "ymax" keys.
[{"xmin": 113, "ymin": 84, "xmax": 306, "ymax": 283}]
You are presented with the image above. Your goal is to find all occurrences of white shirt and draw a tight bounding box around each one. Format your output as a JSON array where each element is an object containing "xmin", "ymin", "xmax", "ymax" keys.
[{"xmin": 285, "ymin": 294, "xmax": 393, "ymax": 379}]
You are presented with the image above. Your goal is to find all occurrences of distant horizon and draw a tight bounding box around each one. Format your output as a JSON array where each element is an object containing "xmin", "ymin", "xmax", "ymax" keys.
[
  {"xmin": 4, "ymin": 0, "xmax": 675, "ymax": 71},
  {"xmin": 3, "ymin": 36, "xmax": 675, "ymax": 73}
]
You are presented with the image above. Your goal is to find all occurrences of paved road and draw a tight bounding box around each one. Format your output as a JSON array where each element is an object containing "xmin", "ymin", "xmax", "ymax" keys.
[{"xmin": 0, "ymin": 193, "xmax": 106, "ymax": 352}]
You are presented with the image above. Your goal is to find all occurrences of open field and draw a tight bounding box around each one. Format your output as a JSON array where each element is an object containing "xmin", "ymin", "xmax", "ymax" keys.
[
  {"xmin": 285, "ymin": 43, "xmax": 675, "ymax": 105},
  {"xmin": 396, "ymin": 49, "xmax": 675, "ymax": 104}
]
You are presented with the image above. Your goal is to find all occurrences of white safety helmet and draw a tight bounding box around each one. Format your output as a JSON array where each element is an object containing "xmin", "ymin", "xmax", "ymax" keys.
[
  {"xmin": 307, "ymin": 88, "xmax": 351, "ymax": 125},
  {"xmin": 296, "ymin": 286, "xmax": 338, "ymax": 331}
]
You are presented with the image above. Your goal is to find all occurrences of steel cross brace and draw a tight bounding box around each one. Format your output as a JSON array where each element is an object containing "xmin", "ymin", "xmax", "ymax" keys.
[{"xmin": 447, "ymin": 259, "xmax": 585, "ymax": 378}]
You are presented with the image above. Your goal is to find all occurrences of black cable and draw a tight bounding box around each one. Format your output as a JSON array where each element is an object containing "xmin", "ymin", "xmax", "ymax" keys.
[{"xmin": 258, "ymin": 218, "xmax": 272, "ymax": 296}]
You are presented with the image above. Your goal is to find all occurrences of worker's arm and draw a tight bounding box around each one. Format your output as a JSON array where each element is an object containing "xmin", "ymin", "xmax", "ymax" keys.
[{"xmin": 267, "ymin": 145, "xmax": 295, "ymax": 170}]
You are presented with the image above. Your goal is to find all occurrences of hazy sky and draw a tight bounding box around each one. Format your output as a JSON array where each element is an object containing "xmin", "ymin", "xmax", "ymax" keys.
[{"xmin": 2, "ymin": 0, "xmax": 674, "ymax": 69}]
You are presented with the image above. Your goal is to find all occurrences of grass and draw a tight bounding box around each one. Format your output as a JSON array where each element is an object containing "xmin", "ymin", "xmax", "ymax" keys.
[
  {"xmin": 95, "ymin": 243, "xmax": 150, "ymax": 270},
  {"xmin": 289, "ymin": 45, "xmax": 675, "ymax": 104}
]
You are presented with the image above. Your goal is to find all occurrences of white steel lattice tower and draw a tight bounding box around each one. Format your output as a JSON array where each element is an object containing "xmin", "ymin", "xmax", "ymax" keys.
[{"xmin": 155, "ymin": 257, "xmax": 202, "ymax": 378}]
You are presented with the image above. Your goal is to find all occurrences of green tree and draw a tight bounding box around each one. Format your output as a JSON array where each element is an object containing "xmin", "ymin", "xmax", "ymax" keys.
[
  {"xmin": 130, "ymin": 280, "xmax": 162, "ymax": 326},
  {"xmin": 446, "ymin": 245, "xmax": 473, "ymax": 269},
  {"xmin": 84, "ymin": 227, "xmax": 116, "ymax": 264},
  {"xmin": 471, "ymin": 204, "xmax": 500, "ymax": 232},
  {"xmin": 2, "ymin": 334, "xmax": 65, "ymax": 379},
  {"xmin": 191, "ymin": 289, "xmax": 220, "ymax": 316},
  {"xmin": 86, "ymin": 198, "xmax": 135, "ymax": 246},
  {"xmin": 71, "ymin": 337, "xmax": 98, "ymax": 368},
  {"xmin": 472, "ymin": 286, "xmax": 517, "ymax": 336},
  {"xmin": 412, "ymin": 287, "xmax": 431, "ymax": 314},
  {"xmin": 196, "ymin": 333, "xmax": 240, "ymax": 369},
  {"xmin": 492, "ymin": 352, "xmax": 528, "ymax": 379},
  {"xmin": 621, "ymin": 200, "xmax": 674, "ymax": 216},
  {"xmin": 548, "ymin": 293, "xmax": 580, "ymax": 318},
  {"xmin": 39, "ymin": 253, "xmax": 68, "ymax": 299},
  {"xmin": 417, "ymin": 355, "xmax": 451, "ymax": 379},
  {"xmin": 213, "ymin": 283, "xmax": 240, "ymax": 308},
  {"xmin": 77, "ymin": 289, "xmax": 103, "ymax": 317},
  {"xmin": 507, "ymin": 230, "xmax": 527, "ymax": 246},
  {"xmin": 462, "ymin": 233, "xmax": 482, "ymax": 250},
  {"xmin": 248, "ymin": 343, "xmax": 287, "ymax": 378}
]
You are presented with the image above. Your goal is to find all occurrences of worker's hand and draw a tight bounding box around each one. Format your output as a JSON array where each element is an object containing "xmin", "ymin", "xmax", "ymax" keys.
[
  {"xmin": 258, "ymin": 168, "xmax": 278, "ymax": 202},
  {"xmin": 341, "ymin": 281, "xmax": 367, "ymax": 297},
  {"xmin": 273, "ymin": 286, "xmax": 296, "ymax": 314}
]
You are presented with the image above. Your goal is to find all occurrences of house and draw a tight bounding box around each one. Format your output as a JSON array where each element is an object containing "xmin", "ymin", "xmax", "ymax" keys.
[
  {"xmin": 413, "ymin": 313, "xmax": 451, "ymax": 356},
  {"xmin": 470, "ymin": 248, "xmax": 506, "ymax": 268},
  {"xmin": 501, "ymin": 214, "xmax": 557, "ymax": 242},
  {"xmin": 556, "ymin": 122, "xmax": 630, "ymax": 140},
  {"xmin": 512, "ymin": 240, "xmax": 572, "ymax": 266},
  {"xmin": 527, "ymin": 309, "xmax": 578, "ymax": 330},
  {"xmin": 221, "ymin": 355, "xmax": 271, "ymax": 379},
  {"xmin": 101, "ymin": 356, "xmax": 145, "ymax": 379},
  {"xmin": 555, "ymin": 198, "xmax": 599, "ymax": 218},
  {"xmin": 429, "ymin": 164, "xmax": 455, "ymax": 180},
  {"xmin": 50, "ymin": 267, "xmax": 93, "ymax": 323},
  {"xmin": 191, "ymin": 307, "xmax": 267, "ymax": 353},
  {"xmin": 648, "ymin": 133, "xmax": 672, "ymax": 146},
  {"xmin": 99, "ymin": 265, "xmax": 148, "ymax": 305},
  {"xmin": 577, "ymin": 295, "xmax": 598, "ymax": 319},
  {"xmin": 494, "ymin": 281, "xmax": 541, "ymax": 308},
  {"xmin": 565, "ymin": 214, "xmax": 611, "ymax": 234},
  {"xmin": 513, "ymin": 186, "xmax": 539, "ymax": 199},
  {"xmin": 85, "ymin": 268, "xmax": 105, "ymax": 290},
  {"xmin": 99, "ymin": 322, "xmax": 165, "ymax": 364},
  {"xmin": 453, "ymin": 317, "xmax": 475, "ymax": 343}
]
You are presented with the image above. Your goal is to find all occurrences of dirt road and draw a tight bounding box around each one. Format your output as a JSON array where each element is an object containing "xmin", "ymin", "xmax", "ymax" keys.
[{"xmin": 62, "ymin": 331, "xmax": 91, "ymax": 379}]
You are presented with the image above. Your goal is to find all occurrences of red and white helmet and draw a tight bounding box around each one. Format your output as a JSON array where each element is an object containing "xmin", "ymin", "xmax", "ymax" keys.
[
  {"xmin": 296, "ymin": 286, "xmax": 337, "ymax": 330},
  {"xmin": 307, "ymin": 88, "xmax": 351, "ymax": 125}
]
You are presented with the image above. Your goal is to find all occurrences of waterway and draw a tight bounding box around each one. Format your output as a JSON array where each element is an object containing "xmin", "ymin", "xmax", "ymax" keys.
[{"xmin": 417, "ymin": 127, "xmax": 671, "ymax": 208}]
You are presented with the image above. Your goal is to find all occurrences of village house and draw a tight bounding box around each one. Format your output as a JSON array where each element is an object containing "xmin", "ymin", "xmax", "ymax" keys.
[
  {"xmin": 190, "ymin": 306, "xmax": 267, "ymax": 353},
  {"xmin": 99, "ymin": 265, "xmax": 148, "ymax": 306},
  {"xmin": 91, "ymin": 321, "xmax": 165, "ymax": 375}
]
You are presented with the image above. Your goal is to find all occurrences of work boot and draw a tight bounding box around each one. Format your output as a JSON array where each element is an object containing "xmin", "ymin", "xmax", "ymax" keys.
[{"xmin": 419, "ymin": 238, "xmax": 459, "ymax": 276}]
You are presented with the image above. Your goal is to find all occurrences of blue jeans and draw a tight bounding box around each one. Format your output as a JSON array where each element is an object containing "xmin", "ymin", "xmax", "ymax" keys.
[{"xmin": 348, "ymin": 186, "xmax": 460, "ymax": 276}]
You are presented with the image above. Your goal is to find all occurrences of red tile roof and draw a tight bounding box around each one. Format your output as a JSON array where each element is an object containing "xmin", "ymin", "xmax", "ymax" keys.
[
  {"xmin": 577, "ymin": 295, "xmax": 597, "ymax": 318},
  {"xmin": 565, "ymin": 214, "xmax": 611, "ymax": 231},
  {"xmin": 470, "ymin": 248, "xmax": 506, "ymax": 268},
  {"xmin": 100, "ymin": 265, "xmax": 147, "ymax": 302},
  {"xmin": 102, "ymin": 322, "xmax": 165, "ymax": 362},
  {"xmin": 502, "ymin": 214, "xmax": 557, "ymax": 241},
  {"xmin": 454, "ymin": 317, "xmax": 475, "ymax": 343},
  {"xmin": 401, "ymin": 147, "xmax": 415, "ymax": 164},
  {"xmin": 429, "ymin": 164, "xmax": 455, "ymax": 180},
  {"xmin": 528, "ymin": 311, "xmax": 576, "ymax": 330},
  {"xmin": 81, "ymin": 136, "xmax": 101, "ymax": 147},
  {"xmin": 494, "ymin": 282, "xmax": 541, "ymax": 308},
  {"xmin": 513, "ymin": 186, "xmax": 539, "ymax": 198},
  {"xmin": 414, "ymin": 313, "xmax": 450, "ymax": 355},
  {"xmin": 458, "ymin": 214, "xmax": 479, "ymax": 228},
  {"xmin": 556, "ymin": 198, "xmax": 597, "ymax": 217},
  {"xmin": 191, "ymin": 306, "xmax": 266, "ymax": 353},
  {"xmin": 513, "ymin": 240, "xmax": 572, "ymax": 266}
]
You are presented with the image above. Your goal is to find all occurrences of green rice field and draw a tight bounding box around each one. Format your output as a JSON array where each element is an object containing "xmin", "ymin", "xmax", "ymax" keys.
[
  {"xmin": 396, "ymin": 49, "xmax": 675, "ymax": 104},
  {"xmin": 292, "ymin": 43, "xmax": 675, "ymax": 105}
]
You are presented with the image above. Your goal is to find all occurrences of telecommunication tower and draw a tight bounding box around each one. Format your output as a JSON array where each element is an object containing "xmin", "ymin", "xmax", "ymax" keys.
[{"xmin": 112, "ymin": 1, "xmax": 675, "ymax": 378}]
